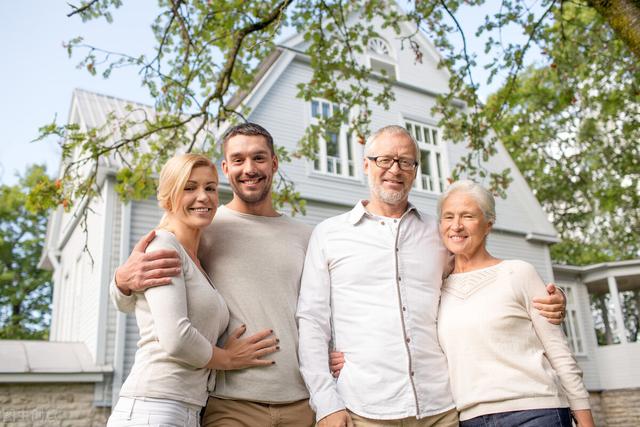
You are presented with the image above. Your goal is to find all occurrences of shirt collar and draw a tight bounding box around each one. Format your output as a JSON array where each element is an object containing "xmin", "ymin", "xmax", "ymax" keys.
[{"xmin": 347, "ymin": 200, "xmax": 422, "ymax": 225}]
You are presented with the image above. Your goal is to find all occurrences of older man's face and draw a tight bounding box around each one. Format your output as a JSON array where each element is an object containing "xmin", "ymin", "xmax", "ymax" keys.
[{"xmin": 364, "ymin": 133, "xmax": 418, "ymax": 206}]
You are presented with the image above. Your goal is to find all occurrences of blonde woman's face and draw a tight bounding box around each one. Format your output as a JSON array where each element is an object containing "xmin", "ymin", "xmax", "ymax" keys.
[{"xmin": 173, "ymin": 165, "xmax": 218, "ymax": 230}]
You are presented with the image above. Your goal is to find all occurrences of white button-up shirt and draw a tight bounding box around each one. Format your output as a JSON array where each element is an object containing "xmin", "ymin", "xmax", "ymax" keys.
[{"xmin": 297, "ymin": 201, "xmax": 455, "ymax": 421}]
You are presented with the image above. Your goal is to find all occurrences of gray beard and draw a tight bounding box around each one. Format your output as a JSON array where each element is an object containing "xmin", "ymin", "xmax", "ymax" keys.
[{"xmin": 368, "ymin": 179, "xmax": 408, "ymax": 205}]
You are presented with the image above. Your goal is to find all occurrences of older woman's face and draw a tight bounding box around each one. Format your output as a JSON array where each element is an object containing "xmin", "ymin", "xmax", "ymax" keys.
[{"xmin": 439, "ymin": 191, "xmax": 492, "ymax": 258}]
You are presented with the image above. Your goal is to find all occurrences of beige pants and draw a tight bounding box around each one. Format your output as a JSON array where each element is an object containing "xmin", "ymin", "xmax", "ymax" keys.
[
  {"xmin": 348, "ymin": 408, "xmax": 459, "ymax": 427},
  {"xmin": 202, "ymin": 397, "xmax": 315, "ymax": 427}
]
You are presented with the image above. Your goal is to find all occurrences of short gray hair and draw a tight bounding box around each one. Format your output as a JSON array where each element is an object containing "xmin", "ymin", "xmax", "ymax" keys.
[
  {"xmin": 437, "ymin": 180, "xmax": 496, "ymax": 223},
  {"xmin": 364, "ymin": 125, "xmax": 420, "ymax": 158}
]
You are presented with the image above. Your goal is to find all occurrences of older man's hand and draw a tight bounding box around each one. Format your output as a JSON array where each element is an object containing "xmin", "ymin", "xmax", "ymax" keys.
[
  {"xmin": 318, "ymin": 410, "xmax": 353, "ymax": 427},
  {"xmin": 533, "ymin": 283, "xmax": 567, "ymax": 325},
  {"xmin": 114, "ymin": 230, "xmax": 182, "ymax": 295}
]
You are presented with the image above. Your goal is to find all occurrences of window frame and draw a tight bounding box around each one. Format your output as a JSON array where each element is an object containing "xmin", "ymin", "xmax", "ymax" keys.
[
  {"xmin": 309, "ymin": 99, "xmax": 360, "ymax": 179},
  {"xmin": 559, "ymin": 283, "xmax": 587, "ymax": 356},
  {"xmin": 404, "ymin": 118, "xmax": 447, "ymax": 194}
]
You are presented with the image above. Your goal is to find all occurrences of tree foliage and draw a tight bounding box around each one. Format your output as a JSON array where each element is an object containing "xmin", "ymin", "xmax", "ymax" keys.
[
  {"xmin": 488, "ymin": 4, "xmax": 639, "ymax": 264},
  {"xmin": 31, "ymin": 0, "xmax": 640, "ymax": 265},
  {"xmin": 0, "ymin": 166, "xmax": 53, "ymax": 339}
]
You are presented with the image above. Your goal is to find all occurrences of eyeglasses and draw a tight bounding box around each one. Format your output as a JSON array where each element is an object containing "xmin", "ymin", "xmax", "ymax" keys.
[{"xmin": 367, "ymin": 156, "xmax": 418, "ymax": 171}]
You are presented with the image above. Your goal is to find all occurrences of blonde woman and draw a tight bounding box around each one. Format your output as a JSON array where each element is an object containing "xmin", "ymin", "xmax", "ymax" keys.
[{"xmin": 108, "ymin": 154, "xmax": 278, "ymax": 427}]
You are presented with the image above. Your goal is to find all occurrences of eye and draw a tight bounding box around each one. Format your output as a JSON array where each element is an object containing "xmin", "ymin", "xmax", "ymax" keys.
[
  {"xmin": 206, "ymin": 186, "xmax": 217, "ymax": 192},
  {"xmin": 254, "ymin": 155, "xmax": 267, "ymax": 162}
]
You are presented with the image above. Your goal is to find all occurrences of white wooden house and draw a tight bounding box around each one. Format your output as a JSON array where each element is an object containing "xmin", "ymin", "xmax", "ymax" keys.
[{"xmin": 4, "ymin": 6, "xmax": 638, "ymax": 425}]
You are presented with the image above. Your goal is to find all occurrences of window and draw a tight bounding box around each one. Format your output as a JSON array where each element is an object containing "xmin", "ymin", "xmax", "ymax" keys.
[
  {"xmin": 310, "ymin": 100, "xmax": 357, "ymax": 178},
  {"xmin": 367, "ymin": 38, "xmax": 396, "ymax": 79},
  {"xmin": 405, "ymin": 119, "xmax": 446, "ymax": 193},
  {"xmin": 560, "ymin": 284, "xmax": 586, "ymax": 355}
]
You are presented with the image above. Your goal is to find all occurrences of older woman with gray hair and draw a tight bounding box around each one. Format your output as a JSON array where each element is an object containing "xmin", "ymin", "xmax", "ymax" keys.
[{"xmin": 436, "ymin": 180, "xmax": 594, "ymax": 427}]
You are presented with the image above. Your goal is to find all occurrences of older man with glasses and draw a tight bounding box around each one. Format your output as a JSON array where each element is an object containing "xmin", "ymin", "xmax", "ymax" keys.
[{"xmin": 296, "ymin": 125, "xmax": 566, "ymax": 427}]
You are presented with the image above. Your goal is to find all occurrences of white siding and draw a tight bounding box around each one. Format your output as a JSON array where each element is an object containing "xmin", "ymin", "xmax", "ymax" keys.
[
  {"xmin": 247, "ymin": 58, "xmax": 556, "ymax": 239},
  {"xmin": 554, "ymin": 270, "xmax": 602, "ymax": 390},
  {"xmin": 122, "ymin": 198, "xmax": 163, "ymax": 378},
  {"xmin": 104, "ymin": 197, "xmax": 122, "ymax": 364},
  {"xmin": 49, "ymin": 185, "xmax": 110, "ymax": 362}
]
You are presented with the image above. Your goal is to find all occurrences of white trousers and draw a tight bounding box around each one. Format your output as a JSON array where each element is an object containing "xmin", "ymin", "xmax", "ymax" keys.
[{"xmin": 107, "ymin": 396, "xmax": 201, "ymax": 427}]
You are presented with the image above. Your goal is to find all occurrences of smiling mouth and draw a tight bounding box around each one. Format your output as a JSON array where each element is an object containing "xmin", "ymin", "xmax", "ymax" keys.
[
  {"xmin": 189, "ymin": 208, "xmax": 212, "ymax": 212},
  {"xmin": 239, "ymin": 177, "xmax": 264, "ymax": 185},
  {"xmin": 383, "ymin": 178, "xmax": 404, "ymax": 185},
  {"xmin": 449, "ymin": 235, "xmax": 467, "ymax": 241}
]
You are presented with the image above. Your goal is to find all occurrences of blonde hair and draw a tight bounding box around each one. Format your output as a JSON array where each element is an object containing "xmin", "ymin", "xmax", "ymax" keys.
[{"xmin": 157, "ymin": 153, "xmax": 218, "ymax": 228}]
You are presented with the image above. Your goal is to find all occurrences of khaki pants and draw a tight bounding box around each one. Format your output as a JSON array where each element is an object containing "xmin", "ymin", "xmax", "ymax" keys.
[
  {"xmin": 348, "ymin": 408, "xmax": 458, "ymax": 427},
  {"xmin": 202, "ymin": 397, "xmax": 315, "ymax": 427}
]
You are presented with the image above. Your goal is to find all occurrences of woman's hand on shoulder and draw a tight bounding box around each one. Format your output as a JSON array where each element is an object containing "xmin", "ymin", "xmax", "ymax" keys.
[{"xmin": 207, "ymin": 325, "xmax": 279, "ymax": 370}]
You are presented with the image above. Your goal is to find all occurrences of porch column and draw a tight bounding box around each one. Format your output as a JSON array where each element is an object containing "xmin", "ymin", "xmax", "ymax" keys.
[{"xmin": 607, "ymin": 275, "xmax": 628, "ymax": 344}]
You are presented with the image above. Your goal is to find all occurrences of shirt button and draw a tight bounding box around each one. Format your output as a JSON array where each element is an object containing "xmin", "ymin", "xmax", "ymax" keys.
[
  {"xmin": 411, "ymin": 371, "xmax": 415, "ymax": 376},
  {"xmin": 398, "ymin": 277, "xmax": 402, "ymax": 281},
  {"xmin": 380, "ymin": 221, "xmax": 385, "ymax": 225},
  {"xmin": 394, "ymin": 219, "xmax": 397, "ymax": 223},
  {"xmin": 402, "ymin": 306, "xmax": 406, "ymax": 311},
  {"xmin": 406, "ymin": 337, "xmax": 411, "ymax": 343}
]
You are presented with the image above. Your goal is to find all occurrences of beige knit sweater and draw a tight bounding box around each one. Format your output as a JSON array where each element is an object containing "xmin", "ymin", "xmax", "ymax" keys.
[
  {"xmin": 437, "ymin": 260, "xmax": 590, "ymax": 421},
  {"xmin": 118, "ymin": 230, "xmax": 229, "ymax": 407}
]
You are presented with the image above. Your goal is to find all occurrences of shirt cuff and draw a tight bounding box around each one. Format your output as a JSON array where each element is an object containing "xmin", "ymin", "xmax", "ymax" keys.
[
  {"xmin": 313, "ymin": 390, "xmax": 346, "ymax": 422},
  {"xmin": 568, "ymin": 397, "xmax": 591, "ymax": 411}
]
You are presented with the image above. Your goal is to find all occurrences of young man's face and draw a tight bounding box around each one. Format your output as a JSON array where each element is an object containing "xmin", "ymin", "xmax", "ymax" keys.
[{"xmin": 221, "ymin": 134, "xmax": 278, "ymax": 205}]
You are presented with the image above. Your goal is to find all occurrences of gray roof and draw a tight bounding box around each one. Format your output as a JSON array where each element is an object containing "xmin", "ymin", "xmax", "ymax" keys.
[
  {"xmin": 0, "ymin": 340, "xmax": 111, "ymax": 374},
  {"xmin": 69, "ymin": 88, "xmax": 216, "ymax": 170}
]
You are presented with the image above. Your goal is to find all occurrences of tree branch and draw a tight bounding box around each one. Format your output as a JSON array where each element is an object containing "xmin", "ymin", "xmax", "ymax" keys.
[{"xmin": 67, "ymin": 0, "xmax": 99, "ymax": 18}]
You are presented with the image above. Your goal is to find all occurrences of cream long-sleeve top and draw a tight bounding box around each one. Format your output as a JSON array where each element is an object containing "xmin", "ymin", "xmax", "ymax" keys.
[
  {"xmin": 437, "ymin": 260, "xmax": 590, "ymax": 421},
  {"xmin": 117, "ymin": 230, "xmax": 229, "ymax": 407}
]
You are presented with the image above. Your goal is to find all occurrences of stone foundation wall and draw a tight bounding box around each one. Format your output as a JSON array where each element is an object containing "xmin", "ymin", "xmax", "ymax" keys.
[
  {"xmin": 598, "ymin": 388, "xmax": 640, "ymax": 427},
  {"xmin": 0, "ymin": 383, "xmax": 110, "ymax": 427},
  {"xmin": 588, "ymin": 391, "xmax": 607, "ymax": 427}
]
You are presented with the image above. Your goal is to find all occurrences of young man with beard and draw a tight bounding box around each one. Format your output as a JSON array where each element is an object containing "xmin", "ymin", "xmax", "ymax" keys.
[
  {"xmin": 110, "ymin": 123, "xmax": 315, "ymax": 426},
  {"xmin": 296, "ymin": 125, "xmax": 566, "ymax": 427}
]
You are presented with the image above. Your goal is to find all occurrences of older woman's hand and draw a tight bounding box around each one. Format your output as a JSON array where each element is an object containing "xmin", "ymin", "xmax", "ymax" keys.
[
  {"xmin": 329, "ymin": 351, "xmax": 345, "ymax": 377},
  {"xmin": 532, "ymin": 283, "xmax": 567, "ymax": 325}
]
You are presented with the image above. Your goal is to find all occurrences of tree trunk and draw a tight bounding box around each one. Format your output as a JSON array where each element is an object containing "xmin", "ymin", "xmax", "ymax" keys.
[
  {"xmin": 590, "ymin": 0, "xmax": 640, "ymax": 58},
  {"xmin": 598, "ymin": 294, "xmax": 615, "ymax": 345}
]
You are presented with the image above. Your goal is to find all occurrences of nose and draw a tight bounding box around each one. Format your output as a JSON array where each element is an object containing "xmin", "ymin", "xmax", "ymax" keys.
[
  {"xmin": 388, "ymin": 159, "xmax": 402, "ymax": 173},
  {"xmin": 243, "ymin": 159, "xmax": 258, "ymax": 175},
  {"xmin": 196, "ymin": 188, "xmax": 209, "ymax": 201},
  {"xmin": 452, "ymin": 217, "xmax": 463, "ymax": 230}
]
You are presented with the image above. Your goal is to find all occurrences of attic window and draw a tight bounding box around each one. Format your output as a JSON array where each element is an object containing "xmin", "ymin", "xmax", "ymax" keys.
[
  {"xmin": 368, "ymin": 38, "xmax": 391, "ymax": 56},
  {"xmin": 367, "ymin": 38, "xmax": 396, "ymax": 79}
]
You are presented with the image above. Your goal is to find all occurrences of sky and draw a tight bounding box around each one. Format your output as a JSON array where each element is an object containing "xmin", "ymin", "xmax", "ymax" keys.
[
  {"xmin": 0, "ymin": 2, "xmax": 540, "ymax": 186},
  {"xmin": 0, "ymin": 2, "xmax": 157, "ymax": 185}
]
